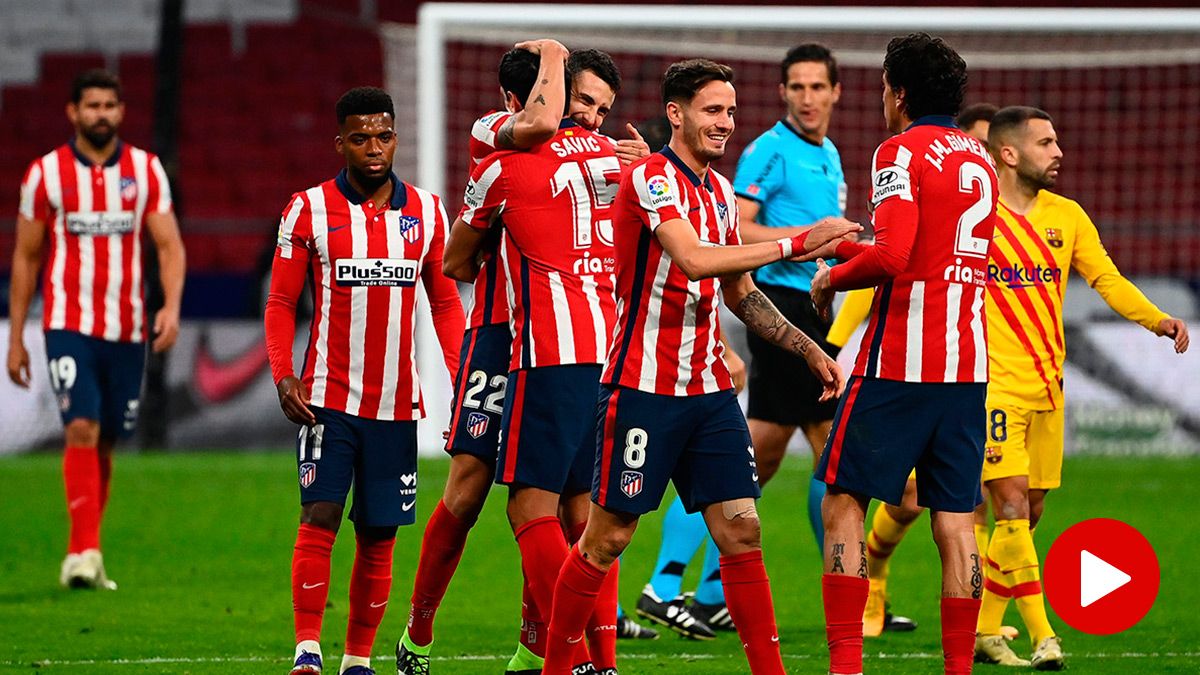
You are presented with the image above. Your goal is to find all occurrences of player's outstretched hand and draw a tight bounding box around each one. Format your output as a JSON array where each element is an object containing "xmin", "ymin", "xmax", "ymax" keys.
[
  {"xmin": 616, "ymin": 123, "xmax": 651, "ymax": 166},
  {"xmin": 806, "ymin": 350, "xmax": 845, "ymax": 402},
  {"xmin": 1158, "ymin": 317, "xmax": 1190, "ymax": 353},
  {"xmin": 151, "ymin": 306, "xmax": 180, "ymax": 353},
  {"xmin": 804, "ymin": 217, "xmax": 862, "ymax": 253},
  {"xmin": 277, "ymin": 375, "xmax": 317, "ymax": 427},
  {"xmin": 513, "ymin": 39, "xmax": 568, "ymax": 58},
  {"xmin": 810, "ymin": 258, "xmax": 835, "ymax": 321},
  {"xmin": 6, "ymin": 341, "xmax": 31, "ymax": 388}
]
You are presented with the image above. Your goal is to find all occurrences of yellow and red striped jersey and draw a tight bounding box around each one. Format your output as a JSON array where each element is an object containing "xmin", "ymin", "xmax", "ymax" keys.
[{"xmin": 987, "ymin": 190, "xmax": 1168, "ymax": 411}]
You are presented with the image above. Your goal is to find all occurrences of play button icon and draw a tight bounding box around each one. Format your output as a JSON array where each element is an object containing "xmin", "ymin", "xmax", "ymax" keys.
[
  {"xmin": 1079, "ymin": 550, "xmax": 1131, "ymax": 607},
  {"xmin": 1044, "ymin": 518, "xmax": 1159, "ymax": 635}
]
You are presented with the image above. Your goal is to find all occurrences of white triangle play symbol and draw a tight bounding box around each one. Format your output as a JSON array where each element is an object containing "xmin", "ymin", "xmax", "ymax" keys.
[{"xmin": 1080, "ymin": 549, "xmax": 1132, "ymax": 607}]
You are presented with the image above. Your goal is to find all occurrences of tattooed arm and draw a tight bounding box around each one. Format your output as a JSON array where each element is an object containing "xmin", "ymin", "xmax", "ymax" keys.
[
  {"xmin": 494, "ymin": 39, "xmax": 569, "ymax": 150},
  {"xmin": 722, "ymin": 273, "xmax": 845, "ymax": 401}
]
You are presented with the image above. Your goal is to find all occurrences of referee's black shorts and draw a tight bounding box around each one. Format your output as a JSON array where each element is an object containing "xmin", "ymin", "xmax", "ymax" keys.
[{"xmin": 746, "ymin": 282, "xmax": 841, "ymax": 427}]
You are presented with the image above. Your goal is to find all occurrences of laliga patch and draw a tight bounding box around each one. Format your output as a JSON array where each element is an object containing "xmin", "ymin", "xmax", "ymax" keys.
[
  {"xmin": 646, "ymin": 175, "xmax": 676, "ymax": 208},
  {"xmin": 399, "ymin": 215, "xmax": 422, "ymax": 244},
  {"xmin": 466, "ymin": 412, "xmax": 489, "ymax": 439},
  {"xmin": 870, "ymin": 166, "xmax": 911, "ymax": 206},
  {"xmin": 299, "ymin": 462, "xmax": 317, "ymax": 488},
  {"xmin": 620, "ymin": 470, "xmax": 644, "ymax": 498},
  {"xmin": 463, "ymin": 178, "xmax": 484, "ymax": 210}
]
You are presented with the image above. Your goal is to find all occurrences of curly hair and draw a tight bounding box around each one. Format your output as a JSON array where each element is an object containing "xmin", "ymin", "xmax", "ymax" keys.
[
  {"xmin": 883, "ymin": 33, "xmax": 967, "ymax": 121},
  {"xmin": 335, "ymin": 87, "xmax": 394, "ymax": 125}
]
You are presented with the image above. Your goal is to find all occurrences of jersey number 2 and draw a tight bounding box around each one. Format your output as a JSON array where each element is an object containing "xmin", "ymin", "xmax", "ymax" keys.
[
  {"xmin": 551, "ymin": 157, "xmax": 621, "ymax": 249},
  {"xmin": 955, "ymin": 163, "xmax": 993, "ymax": 259}
]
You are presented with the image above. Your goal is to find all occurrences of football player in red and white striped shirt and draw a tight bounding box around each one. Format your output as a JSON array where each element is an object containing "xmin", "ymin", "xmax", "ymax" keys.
[
  {"xmin": 7, "ymin": 69, "xmax": 186, "ymax": 591},
  {"xmin": 541, "ymin": 60, "xmax": 850, "ymax": 675},
  {"xmin": 808, "ymin": 35, "xmax": 997, "ymax": 675},
  {"xmin": 264, "ymin": 88, "xmax": 464, "ymax": 675}
]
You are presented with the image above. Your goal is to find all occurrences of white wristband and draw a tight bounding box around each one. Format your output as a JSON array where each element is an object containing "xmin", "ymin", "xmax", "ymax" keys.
[{"xmin": 777, "ymin": 237, "xmax": 793, "ymax": 260}]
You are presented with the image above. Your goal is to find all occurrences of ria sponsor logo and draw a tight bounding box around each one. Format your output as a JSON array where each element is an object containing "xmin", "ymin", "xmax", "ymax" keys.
[
  {"xmin": 943, "ymin": 257, "xmax": 987, "ymax": 286},
  {"xmin": 335, "ymin": 258, "xmax": 418, "ymax": 287},
  {"xmin": 573, "ymin": 250, "xmax": 615, "ymax": 275},
  {"xmin": 988, "ymin": 263, "xmax": 1062, "ymax": 288}
]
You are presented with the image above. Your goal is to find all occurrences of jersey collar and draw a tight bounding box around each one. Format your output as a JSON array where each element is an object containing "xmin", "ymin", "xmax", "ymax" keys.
[
  {"xmin": 335, "ymin": 168, "xmax": 407, "ymax": 209},
  {"xmin": 558, "ymin": 119, "xmax": 580, "ymax": 130},
  {"xmin": 778, "ymin": 118, "xmax": 823, "ymax": 147},
  {"xmin": 69, "ymin": 137, "xmax": 124, "ymax": 168},
  {"xmin": 660, "ymin": 145, "xmax": 713, "ymax": 190},
  {"xmin": 906, "ymin": 114, "xmax": 958, "ymax": 130}
]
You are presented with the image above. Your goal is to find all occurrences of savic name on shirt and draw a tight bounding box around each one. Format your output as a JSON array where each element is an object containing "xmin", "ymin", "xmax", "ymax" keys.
[
  {"xmin": 603, "ymin": 148, "xmax": 741, "ymax": 396},
  {"xmin": 19, "ymin": 141, "xmax": 173, "ymax": 343},
  {"xmin": 840, "ymin": 119, "xmax": 998, "ymax": 384},
  {"xmin": 273, "ymin": 173, "xmax": 449, "ymax": 420}
]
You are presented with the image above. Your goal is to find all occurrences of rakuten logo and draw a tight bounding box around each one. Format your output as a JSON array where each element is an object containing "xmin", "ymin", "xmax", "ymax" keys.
[{"xmin": 987, "ymin": 264, "xmax": 1062, "ymax": 288}]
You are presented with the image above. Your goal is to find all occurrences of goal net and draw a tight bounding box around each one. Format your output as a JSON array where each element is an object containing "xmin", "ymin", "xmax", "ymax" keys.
[{"xmin": 388, "ymin": 4, "xmax": 1200, "ymax": 455}]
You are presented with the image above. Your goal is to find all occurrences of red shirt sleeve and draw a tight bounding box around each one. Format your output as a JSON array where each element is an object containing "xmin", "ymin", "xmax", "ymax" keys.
[
  {"xmin": 468, "ymin": 111, "xmax": 513, "ymax": 168},
  {"xmin": 18, "ymin": 159, "xmax": 51, "ymax": 222},
  {"xmin": 828, "ymin": 137, "xmax": 919, "ymax": 290},
  {"xmin": 459, "ymin": 154, "xmax": 507, "ymax": 230},
  {"xmin": 630, "ymin": 160, "xmax": 687, "ymax": 231},
  {"xmin": 424, "ymin": 197, "xmax": 467, "ymax": 378},
  {"xmin": 264, "ymin": 193, "xmax": 312, "ymax": 384}
]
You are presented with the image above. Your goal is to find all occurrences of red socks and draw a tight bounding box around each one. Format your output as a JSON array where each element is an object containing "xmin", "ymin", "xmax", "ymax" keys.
[
  {"xmin": 588, "ymin": 556, "xmax": 619, "ymax": 670},
  {"xmin": 292, "ymin": 523, "xmax": 336, "ymax": 644},
  {"xmin": 823, "ymin": 574, "xmax": 869, "ymax": 675},
  {"xmin": 520, "ymin": 571, "xmax": 546, "ymax": 657},
  {"xmin": 515, "ymin": 516, "xmax": 569, "ymax": 627},
  {"xmin": 97, "ymin": 451, "xmax": 113, "ymax": 515},
  {"xmin": 407, "ymin": 500, "xmax": 473, "ymax": 646},
  {"xmin": 63, "ymin": 445, "xmax": 101, "ymax": 553},
  {"xmin": 545, "ymin": 546, "xmax": 608, "ymax": 675},
  {"xmin": 721, "ymin": 550, "xmax": 786, "ymax": 675},
  {"xmin": 345, "ymin": 534, "xmax": 396, "ymax": 657},
  {"xmin": 941, "ymin": 597, "xmax": 981, "ymax": 675}
]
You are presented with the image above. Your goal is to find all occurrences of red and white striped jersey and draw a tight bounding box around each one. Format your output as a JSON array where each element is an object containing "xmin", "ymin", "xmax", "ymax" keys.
[
  {"xmin": 464, "ymin": 110, "xmax": 514, "ymax": 328},
  {"xmin": 265, "ymin": 171, "xmax": 465, "ymax": 421},
  {"xmin": 602, "ymin": 148, "xmax": 740, "ymax": 396},
  {"xmin": 18, "ymin": 140, "xmax": 172, "ymax": 343},
  {"xmin": 829, "ymin": 117, "xmax": 998, "ymax": 383},
  {"xmin": 460, "ymin": 121, "xmax": 619, "ymax": 371}
]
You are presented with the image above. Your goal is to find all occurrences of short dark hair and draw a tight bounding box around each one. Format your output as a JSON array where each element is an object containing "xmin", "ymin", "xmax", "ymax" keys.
[
  {"xmin": 498, "ymin": 48, "xmax": 541, "ymax": 107},
  {"xmin": 988, "ymin": 106, "xmax": 1054, "ymax": 148},
  {"xmin": 71, "ymin": 69, "xmax": 121, "ymax": 103},
  {"xmin": 662, "ymin": 59, "xmax": 734, "ymax": 106},
  {"xmin": 335, "ymin": 87, "xmax": 394, "ymax": 125},
  {"xmin": 883, "ymin": 33, "xmax": 967, "ymax": 120},
  {"xmin": 781, "ymin": 43, "xmax": 838, "ymax": 86},
  {"xmin": 957, "ymin": 102, "xmax": 999, "ymax": 131},
  {"xmin": 568, "ymin": 49, "xmax": 621, "ymax": 93}
]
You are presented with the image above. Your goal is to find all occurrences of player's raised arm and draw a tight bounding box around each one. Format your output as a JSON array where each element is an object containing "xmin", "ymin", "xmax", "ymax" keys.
[
  {"xmin": 494, "ymin": 39, "xmax": 569, "ymax": 151},
  {"xmin": 720, "ymin": 271, "xmax": 844, "ymax": 401},
  {"xmin": 264, "ymin": 194, "xmax": 316, "ymax": 427},
  {"xmin": 444, "ymin": 155, "xmax": 507, "ymax": 282},
  {"xmin": 143, "ymin": 155, "xmax": 185, "ymax": 354}
]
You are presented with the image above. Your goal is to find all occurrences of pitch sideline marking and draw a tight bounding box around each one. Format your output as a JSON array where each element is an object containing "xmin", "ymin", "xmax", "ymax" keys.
[{"xmin": 11, "ymin": 651, "xmax": 1200, "ymax": 666}]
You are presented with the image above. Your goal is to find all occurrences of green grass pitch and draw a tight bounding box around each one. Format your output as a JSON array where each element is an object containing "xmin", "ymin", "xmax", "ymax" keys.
[{"xmin": 1, "ymin": 452, "xmax": 1197, "ymax": 673}]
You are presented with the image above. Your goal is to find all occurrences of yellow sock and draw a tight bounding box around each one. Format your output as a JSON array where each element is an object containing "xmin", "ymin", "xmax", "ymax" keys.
[
  {"xmin": 866, "ymin": 505, "xmax": 914, "ymax": 581},
  {"xmin": 987, "ymin": 519, "xmax": 1054, "ymax": 645},
  {"xmin": 974, "ymin": 523, "xmax": 990, "ymax": 560}
]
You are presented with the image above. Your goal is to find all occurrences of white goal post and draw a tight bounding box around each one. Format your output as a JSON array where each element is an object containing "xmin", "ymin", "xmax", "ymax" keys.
[{"xmin": 415, "ymin": 3, "xmax": 1200, "ymax": 199}]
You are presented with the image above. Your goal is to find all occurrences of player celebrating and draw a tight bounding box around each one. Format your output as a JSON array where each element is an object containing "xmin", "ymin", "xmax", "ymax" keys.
[
  {"xmin": 439, "ymin": 51, "xmax": 629, "ymax": 675},
  {"xmin": 396, "ymin": 39, "xmax": 570, "ymax": 675},
  {"xmin": 635, "ymin": 43, "xmax": 867, "ymax": 640},
  {"xmin": 972, "ymin": 106, "xmax": 1188, "ymax": 669},
  {"xmin": 7, "ymin": 69, "xmax": 186, "ymax": 590},
  {"xmin": 809, "ymin": 34, "xmax": 996, "ymax": 675},
  {"xmin": 540, "ymin": 59, "xmax": 850, "ymax": 675},
  {"xmin": 265, "ymin": 87, "xmax": 464, "ymax": 675}
]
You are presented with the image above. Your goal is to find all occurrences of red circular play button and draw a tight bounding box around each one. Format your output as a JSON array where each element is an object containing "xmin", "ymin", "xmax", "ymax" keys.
[{"xmin": 1043, "ymin": 518, "xmax": 1159, "ymax": 635}]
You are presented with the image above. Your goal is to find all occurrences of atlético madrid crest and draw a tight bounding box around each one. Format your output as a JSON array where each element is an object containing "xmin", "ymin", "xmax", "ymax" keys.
[
  {"xmin": 399, "ymin": 215, "xmax": 422, "ymax": 244},
  {"xmin": 620, "ymin": 470, "xmax": 644, "ymax": 498},
  {"xmin": 466, "ymin": 412, "xmax": 489, "ymax": 439},
  {"xmin": 299, "ymin": 462, "xmax": 317, "ymax": 488}
]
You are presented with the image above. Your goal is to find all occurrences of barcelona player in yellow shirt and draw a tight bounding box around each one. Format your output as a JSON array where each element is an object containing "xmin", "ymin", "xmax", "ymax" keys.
[{"xmin": 973, "ymin": 106, "xmax": 1188, "ymax": 668}]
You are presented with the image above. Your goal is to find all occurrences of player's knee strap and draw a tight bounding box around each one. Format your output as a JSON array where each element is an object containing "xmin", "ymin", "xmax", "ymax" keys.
[
  {"xmin": 721, "ymin": 498, "xmax": 758, "ymax": 521},
  {"xmin": 989, "ymin": 519, "xmax": 1039, "ymax": 573}
]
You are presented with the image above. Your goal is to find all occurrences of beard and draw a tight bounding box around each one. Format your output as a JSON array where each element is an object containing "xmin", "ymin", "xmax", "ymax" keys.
[
  {"xmin": 82, "ymin": 122, "xmax": 116, "ymax": 148},
  {"xmin": 685, "ymin": 124, "xmax": 726, "ymax": 163},
  {"xmin": 1019, "ymin": 162, "xmax": 1058, "ymax": 191}
]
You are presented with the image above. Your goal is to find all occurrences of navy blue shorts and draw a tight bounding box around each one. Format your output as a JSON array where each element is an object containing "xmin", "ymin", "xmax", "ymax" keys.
[
  {"xmin": 43, "ymin": 330, "xmax": 145, "ymax": 439},
  {"xmin": 296, "ymin": 406, "xmax": 419, "ymax": 527},
  {"xmin": 445, "ymin": 324, "xmax": 511, "ymax": 463},
  {"xmin": 815, "ymin": 376, "xmax": 986, "ymax": 513},
  {"xmin": 593, "ymin": 385, "xmax": 760, "ymax": 515},
  {"xmin": 495, "ymin": 364, "xmax": 600, "ymax": 494}
]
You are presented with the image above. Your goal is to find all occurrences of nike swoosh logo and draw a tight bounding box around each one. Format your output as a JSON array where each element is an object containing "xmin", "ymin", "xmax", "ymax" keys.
[
  {"xmin": 328, "ymin": 224, "xmax": 349, "ymax": 234},
  {"xmin": 402, "ymin": 501, "xmax": 415, "ymax": 511},
  {"xmin": 771, "ymin": 635, "xmax": 779, "ymax": 643},
  {"xmin": 566, "ymin": 636, "xmax": 583, "ymax": 644},
  {"xmin": 301, "ymin": 582, "xmax": 326, "ymax": 590},
  {"xmin": 69, "ymin": 497, "xmax": 89, "ymax": 509},
  {"xmin": 193, "ymin": 332, "xmax": 271, "ymax": 404},
  {"xmin": 370, "ymin": 601, "xmax": 387, "ymax": 608}
]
